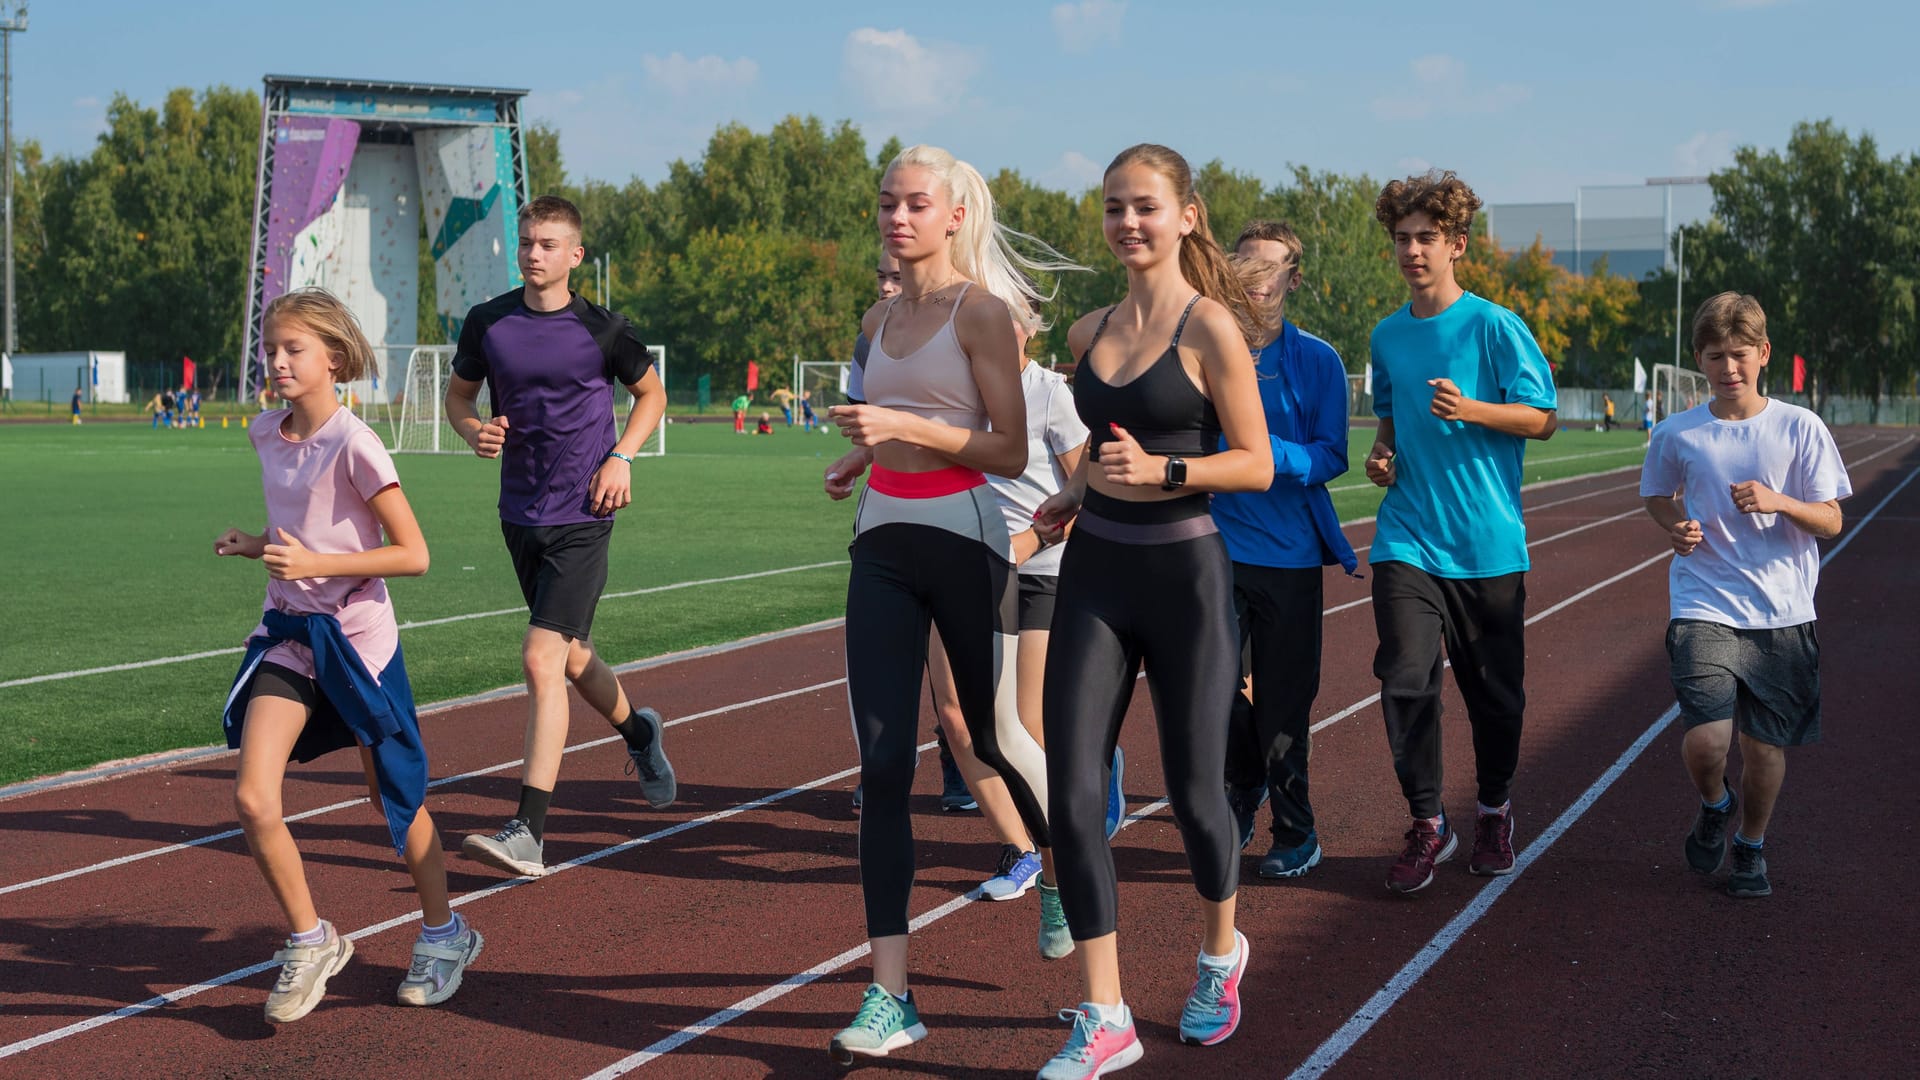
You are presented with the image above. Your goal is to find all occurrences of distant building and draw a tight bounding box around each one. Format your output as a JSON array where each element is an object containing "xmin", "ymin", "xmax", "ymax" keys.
[{"xmin": 1487, "ymin": 178, "xmax": 1713, "ymax": 280}]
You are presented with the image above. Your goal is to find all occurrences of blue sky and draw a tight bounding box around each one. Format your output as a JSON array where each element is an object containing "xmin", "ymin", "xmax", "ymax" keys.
[{"xmin": 18, "ymin": 0, "xmax": 1920, "ymax": 203}]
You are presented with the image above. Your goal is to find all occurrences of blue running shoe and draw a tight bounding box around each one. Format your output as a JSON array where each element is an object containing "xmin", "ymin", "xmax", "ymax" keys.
[
  {"xmin": 1038, "ymin": 1005, "xmax": 1142, "ymax": 1078},
  {"xmin": 1105, "ymin": 747, "xmax": 1126, "ymax": 840},
  {"xmin": 980, "ymin": 845, "xmax": 1042, "ymax": 901},
  {"xmin": 1178, "ymin": 929, "xmax": 1249, "ymax": 1046},
  {"xmin": 1038, "ymin": 882, "xmax": 1074, "ymax": 960},
  {"xmin": 1257, "ymin": 832, "xmax": 1323, "ymax": 879}
]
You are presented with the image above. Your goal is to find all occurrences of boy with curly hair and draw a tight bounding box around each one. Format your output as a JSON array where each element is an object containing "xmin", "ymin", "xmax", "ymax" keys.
[{"xmin": 1363, "ymin": 171, "xmax": 1559, "ymax": 894}]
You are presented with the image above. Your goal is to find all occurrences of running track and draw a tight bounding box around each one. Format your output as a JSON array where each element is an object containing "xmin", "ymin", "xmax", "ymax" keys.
[{"xmin": 2, "ymin": 429, "xmax": 1916, "ymax": 1078}]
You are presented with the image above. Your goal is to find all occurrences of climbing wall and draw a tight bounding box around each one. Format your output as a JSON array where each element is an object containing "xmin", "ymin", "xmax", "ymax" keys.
[{"xmin": 415, "ymin": 126, "xmax": 522, "ymax": 342}]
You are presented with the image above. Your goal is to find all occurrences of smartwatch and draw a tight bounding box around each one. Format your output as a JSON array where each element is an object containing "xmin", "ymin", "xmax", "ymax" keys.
[{"xmin": 1161, "ymin": 455, "xmax": 1187, "ymax": 491}]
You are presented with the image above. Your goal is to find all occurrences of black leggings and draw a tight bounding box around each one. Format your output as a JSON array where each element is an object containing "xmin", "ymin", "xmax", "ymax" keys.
[
  {"xmin": 1371, "ymin": 560, "xmax": 1527, "ymax": 818},
  {"xmin": 845, "ymin": 484, "xmax": 1049, "ymax": 938},
  {"xmin": 1043, "ymin": 491, "xmax": 1240, "ymax": 940},
  {"xmin": 1225, "ymin": 563, "xmax": 1325, "ymax": 847}
]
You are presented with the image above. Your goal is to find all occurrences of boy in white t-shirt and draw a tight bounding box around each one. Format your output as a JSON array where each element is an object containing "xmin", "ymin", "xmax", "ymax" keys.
[{"xmin": 1640, "ymin": 292, "xmax": 1851, "ymax": 899}]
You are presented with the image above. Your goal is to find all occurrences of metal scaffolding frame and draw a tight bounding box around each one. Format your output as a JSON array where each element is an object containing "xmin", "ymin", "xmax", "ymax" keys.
[{"xmin": 238, "ymin": 75, "xmax": 529, "ymax": 403}]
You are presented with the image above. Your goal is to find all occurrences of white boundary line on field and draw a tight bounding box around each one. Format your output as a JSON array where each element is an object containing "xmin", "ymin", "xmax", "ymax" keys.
[
  {"xmin": 1285, "ymin": 459, "xmax": 1920, "ymax": 1080},
  {"xmin": 0, "ymin": 495, "xmax": 1679, "ymax": 1061},
  {"xmin": 0, "ymin": 561, "xmax": 847, "ymax": 691}
]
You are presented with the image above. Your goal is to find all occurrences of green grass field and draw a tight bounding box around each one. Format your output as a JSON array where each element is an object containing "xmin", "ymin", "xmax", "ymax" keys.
[{"xmin": 0, "ymin": 417, "xmax": 1645, "ymax": 785}]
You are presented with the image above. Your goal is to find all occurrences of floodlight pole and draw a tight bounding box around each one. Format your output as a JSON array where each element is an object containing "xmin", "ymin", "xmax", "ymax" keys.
[
  {"xmin": 1, "ymin": 3, "xmax": 26, "ymax": 357},
  {"xmin": 1673, "ymin": 229, "xmax": 1685, "ymax": 369}
]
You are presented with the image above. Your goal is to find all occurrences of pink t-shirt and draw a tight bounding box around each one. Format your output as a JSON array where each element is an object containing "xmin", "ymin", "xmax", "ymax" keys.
[{"xmin": 247, "ymin": 407, "xmax": 402, "ymax": 679}]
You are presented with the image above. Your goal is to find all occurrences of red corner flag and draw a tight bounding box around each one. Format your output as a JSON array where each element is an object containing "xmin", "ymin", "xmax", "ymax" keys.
[
  {"xmin": 182, "ymin": 356, "xmax": 196, "ymax": 390},
  {"xmin": 1792, "ymin": 354, "xmax": 1806, "ymax": 393},
  {"xmin": 746, "ymin": 360, "xmax": 760, "ymax": 391}
]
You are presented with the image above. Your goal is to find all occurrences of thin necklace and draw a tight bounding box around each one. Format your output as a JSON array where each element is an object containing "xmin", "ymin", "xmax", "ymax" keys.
[{"xmin": 900, "ymin": 275, "xmax": 960, "ymax": 305}]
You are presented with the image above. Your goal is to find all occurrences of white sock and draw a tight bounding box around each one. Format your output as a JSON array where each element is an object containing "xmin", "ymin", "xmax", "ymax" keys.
[
  {"xmin": 1085, "ymin": 1000, "xmax": 1131, "ymax": 1027},
  {"xmin": 1478, "ymin": 801, "xmax": 1510, "ymax": 818},
  {"xmin": 1200, "ymin": 939, "xmax": 1241, "ymax": 970}
]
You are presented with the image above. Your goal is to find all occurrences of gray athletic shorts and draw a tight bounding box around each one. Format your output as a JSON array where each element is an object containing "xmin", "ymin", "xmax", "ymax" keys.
[{"xmin": 1666, "ymin": 619, "xmax": 1821, "ymax": 746}]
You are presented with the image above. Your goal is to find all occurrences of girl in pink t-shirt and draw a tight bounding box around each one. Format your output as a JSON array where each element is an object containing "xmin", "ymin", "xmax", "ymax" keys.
[{"xmin": 214, "ymin": 288, "xmax": 479, "ymax": 1022}]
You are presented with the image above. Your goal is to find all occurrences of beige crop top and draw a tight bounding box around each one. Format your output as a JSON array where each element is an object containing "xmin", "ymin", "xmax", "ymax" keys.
[{"xmin": 858, "ymin": 283, "xmax": 988, "ymax": 429}]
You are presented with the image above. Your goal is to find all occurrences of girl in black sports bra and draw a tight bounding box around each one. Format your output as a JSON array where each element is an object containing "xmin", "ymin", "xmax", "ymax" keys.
[{"xmin": 1030, "ymin": 144, "xmax": 1273, "ymax": 1077}]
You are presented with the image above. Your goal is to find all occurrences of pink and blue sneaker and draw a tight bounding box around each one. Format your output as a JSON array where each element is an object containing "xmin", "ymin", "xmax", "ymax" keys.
[
  {"xmin": 1038, "ymin": 1004, "xmax": 1142, "ymax": 1079},
  {"xmin": 1177, "ymin": 929, "xmax": 1249, "ymax": 1046}
]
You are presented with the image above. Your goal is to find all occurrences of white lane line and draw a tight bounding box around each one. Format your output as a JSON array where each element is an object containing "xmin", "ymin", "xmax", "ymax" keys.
[
  {"xmin": 579, "ymin": 799, "xmax": 1175, "ymax": 1078},
  {"xmin": 1285, "ymin": 462, "xmax": 1920, "ymax": 1079},
  {"xmin": 0, "ymin": 560, "xmax": 847, "ymax": 690},
  {"xmin": 0, "ymin": 742, "xmax": 924, "ymax": 1062},
  {"xmin": 0, "ymin": 494, "xmax": 1672, "ymax": 896},
  {"xmin": 0, "ymin": 678, "xmax": 850, "ymax": 898}
]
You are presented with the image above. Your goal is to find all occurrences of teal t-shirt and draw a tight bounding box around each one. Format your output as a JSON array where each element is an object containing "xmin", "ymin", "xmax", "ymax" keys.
[{"xmin": 1369, "ymin": 292, "xmax": 1557, "ymax": 578}]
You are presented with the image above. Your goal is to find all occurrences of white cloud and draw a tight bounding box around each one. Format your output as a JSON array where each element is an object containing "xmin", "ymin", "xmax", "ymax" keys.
[
  {"xmin": 1372, "ymin": 54, "xmax": 1529, "ymax": 121},
  {"xmin": 1674, "ymin": 130, "xmax": 1736, "ymax": 175},
  {"xmin": 641, "ymin": 52, "xmax": 759, "ymax": 97},
  {"xmin": 842, "ymin": 28, "xmax": 981, "ymax": 115},
  {"xmin": 1396, "ymin": 155, "xmax": 1434, "ymax": 175},
  {"xmin": 1052, "ymin": 0, "xmax": 1126, "ymax": 52},
  {"xmin": 1041, "ymin": 150, "xmax": 1106, "ymax": 192}
]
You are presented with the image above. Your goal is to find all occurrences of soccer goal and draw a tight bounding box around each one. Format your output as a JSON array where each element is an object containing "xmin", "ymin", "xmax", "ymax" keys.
[
  {"xmin": 796, "ymin": 360, "xmax": 854, "ymax": 418},
  {"xmin": 389, "ymin": 345, "xmax": 667, "ymax": 455},
  {"xmin": 1651, "ymin": 363, "xmax": 1710, "ymax": 426}
]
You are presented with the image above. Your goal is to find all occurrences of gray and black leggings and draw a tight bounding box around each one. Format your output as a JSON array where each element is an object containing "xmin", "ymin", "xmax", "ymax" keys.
[
  {"xmin": 845, "ymin": 470, "xmax": 1051, "ymax": 938},
  {"xmin": 1043, "ymin": 490, "xmax": 1241, "ymax": 940}
]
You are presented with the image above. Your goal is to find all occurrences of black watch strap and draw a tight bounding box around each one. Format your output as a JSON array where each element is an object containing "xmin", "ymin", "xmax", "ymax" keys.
[{"xmin": 1161, "ymin": 455, "xmax": 1187, "ymax": 491}]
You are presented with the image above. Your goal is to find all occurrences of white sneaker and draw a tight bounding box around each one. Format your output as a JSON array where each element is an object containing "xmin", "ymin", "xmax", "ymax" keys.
[
  {"xmin": 396, "ymin": 922, "xmax": 484, "ymax": 1006},
  {"xmin": 264, "ymin": 921, "xmax": 353, "ymax": 1023}
]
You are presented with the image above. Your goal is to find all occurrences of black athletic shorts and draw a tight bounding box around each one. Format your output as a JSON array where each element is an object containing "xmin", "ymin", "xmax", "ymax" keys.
[
  {"xmin": 1667, "ymin": 618, "xmax": 1821, "ymax": 746},
  {"xmin": 502, "ymin": 520, "xmax": 614, "ymax": 639},
  {"xmin": 1016, "ymin": 573, "xmax": 1058, "ymax": 633},
  {"xmin": 250, "ymin": 661, "xmax": 344, "ymax": 729}
]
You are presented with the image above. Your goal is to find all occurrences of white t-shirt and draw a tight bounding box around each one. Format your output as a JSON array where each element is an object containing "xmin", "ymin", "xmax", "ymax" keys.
[
  {"xmin": 1640, "ymin": 399, "xmax": 1850, "ymax": 629},
  {"xmin": 988, "ymin": 362, "xmax": 1089, "ymax": 577}
]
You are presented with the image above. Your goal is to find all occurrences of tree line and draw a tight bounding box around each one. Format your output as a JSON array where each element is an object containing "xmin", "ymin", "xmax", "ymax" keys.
[{"xmin": 12, "ymin": 88, "xmax": 1916, "ymax": 407}]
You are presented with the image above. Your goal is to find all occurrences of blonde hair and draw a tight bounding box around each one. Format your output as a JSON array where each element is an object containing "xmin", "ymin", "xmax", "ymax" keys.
[
  {"xmin": 1227, "ymin": 253, "xmax": 1287, "ymax": 343},
  {"xmin": 263, "ymin": 288, "xmax": 377, "ymax": 384},
  {"xmin": 1691, "ymin": 291, "xmax": 1768, "ymax": 351},
  {"xmin": 1234, "ymin": 220, "xmax": 1305, "ymax": 274},
  {"xmin": 884, "ymin": 144, "xmax": 1085, "ymax": 335},
  {"xmin": 1105, "ymin": 144, "xmax": 1261, "ymax": 346}
]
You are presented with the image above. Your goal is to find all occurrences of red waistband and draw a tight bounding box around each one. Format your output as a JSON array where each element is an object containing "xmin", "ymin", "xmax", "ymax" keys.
[{"xmin": 868, "ymin": 464, "xmax": 986, "ymax": 499}]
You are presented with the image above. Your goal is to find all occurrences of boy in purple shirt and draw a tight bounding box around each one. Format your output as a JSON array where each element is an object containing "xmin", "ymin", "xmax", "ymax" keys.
[{"xmin": 446, "ymin": 195, "xmax": 675, "ymax": 878}]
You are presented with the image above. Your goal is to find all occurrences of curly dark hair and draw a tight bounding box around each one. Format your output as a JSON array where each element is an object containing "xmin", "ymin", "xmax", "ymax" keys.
[{"xmin": 1374, "ymin": 170, "xmax": 1483, "ymax": 240}]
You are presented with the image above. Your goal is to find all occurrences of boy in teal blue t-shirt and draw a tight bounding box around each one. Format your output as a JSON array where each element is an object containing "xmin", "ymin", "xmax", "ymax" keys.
[{"xmin": 1363, "ymin": 171, "xmax": 1558, "ymax": 895}]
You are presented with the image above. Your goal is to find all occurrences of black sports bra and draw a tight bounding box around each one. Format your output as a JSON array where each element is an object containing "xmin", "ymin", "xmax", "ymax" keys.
[{"xmin": 1074, "ymin": 295, "xmax": 1221, "ymax": 458}]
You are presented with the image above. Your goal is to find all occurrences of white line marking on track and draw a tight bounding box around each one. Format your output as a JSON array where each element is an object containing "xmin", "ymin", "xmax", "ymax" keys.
[
  {"xmin": 1285, "ymin": 460, "xmax": 1920, "ymax": 1079},
  {"xmin": 0, "ymin": 561, "xmax": 847, "ymax": 690},
  {"xmin": 579, "ymin": 799, "xmax": 1175, "ymax": 1078}
]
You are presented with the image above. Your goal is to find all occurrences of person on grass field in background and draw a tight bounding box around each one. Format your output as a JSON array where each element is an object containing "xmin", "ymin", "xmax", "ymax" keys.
[
  {"xmin": 1363, "ymin": 170, "xmax": 1558, "ymax": 895},
  {"xmin": 1640, "ymin": 292, "xmax": 1849, "ymax": 899},
  {"xmin": 1030, "ymin": 144, "xmax": 1273, "ymax": 1077},
  {"xmin": 732, "ymin": 392, "xmax": 751, "ymax": 434},
  {"xmin": 70, "ymin": 386, "xmax": 83, "ymax": 425},
  {"xmin": 772, "ymin": 385, "xmax": 797, "ymax": 427},
  {"xmin": 216, "ymin": 288, "xmax": 480, "ymax": 1023},
  {"xmin": 846, "ymin": 247, "xmax": 973, "ymax": 818},
  {"xmin": 445, "ymin": 195, "xmax": 675, "ymax": 880},
  {"xmin": 1215, "ymin": 224, "xmax": 1358, "ymax": 882},
  {"xmin": 818, "ymin": 143, "xmax": 1080, "ymax": 1066}
]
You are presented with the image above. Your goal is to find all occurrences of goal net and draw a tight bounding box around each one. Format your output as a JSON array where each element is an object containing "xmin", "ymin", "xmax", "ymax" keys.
[
  {"xmin": 1650, "ymin": 363, "xmax": 1710, "ymax": 427},
  {"xmin": 389, "ymin": 345, "xmax": 667, "ymax": 456},
  {"xmin": 796, "ymin": 361, "xmax": 853, "ymax": 424}
]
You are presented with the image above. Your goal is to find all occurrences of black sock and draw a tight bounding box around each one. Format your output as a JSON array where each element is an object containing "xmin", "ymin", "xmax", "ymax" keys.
[
  {"xmin": 516, "ymin": 785, "xmax": 553, "ymax": 843},
  {"xmin": 613, "ymin": 708, "xmax": 655, "ymax": 752}
]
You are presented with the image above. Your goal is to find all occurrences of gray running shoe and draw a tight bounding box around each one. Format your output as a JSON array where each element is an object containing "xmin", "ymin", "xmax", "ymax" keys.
[
  {"xmin": 264, "ymin": 920, "xmax": 353, "ymax": 1023},
  {"xmin": 1727, "ymin": 843, "xmax": 1771, "ymax": 898},
  {"xmin": 1685, "ymin": 785, "xmax": 1737, "ymax": 874},
  {"xmin": 397, "ymin": 924, "xmax": 484, "ymax": 1006},
  {"xmin": 461, "ymin": 818, "xmax": 546, "ymax": 877},
  {"xmin": 622, "ymin": 707, "xmax": 677, "ymax": 808}
]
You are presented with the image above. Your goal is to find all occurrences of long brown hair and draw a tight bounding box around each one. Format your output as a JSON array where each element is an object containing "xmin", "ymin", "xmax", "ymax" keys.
[{"xmin": 1104, "ymin": 143, "xmax": 1260, "ymax": 346}]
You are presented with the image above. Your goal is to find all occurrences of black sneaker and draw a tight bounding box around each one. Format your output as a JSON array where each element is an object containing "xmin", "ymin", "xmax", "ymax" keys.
[
  {"xmin": 940, "ymin": 753, "xmax": 977, "ymax": 812},
  {"xmin": 1226, "ymin": 783, "xmax": 1267, "ymax": 852},
  {"xmin": 1685, "ymin": 785, "xmax": 1737, "ymax": 874},
  {"xmin": 1727, "ymin": 843, "xmax": 1771, "ymax": 898}
]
